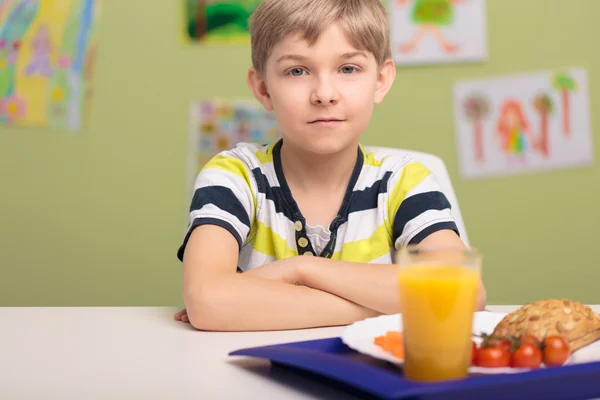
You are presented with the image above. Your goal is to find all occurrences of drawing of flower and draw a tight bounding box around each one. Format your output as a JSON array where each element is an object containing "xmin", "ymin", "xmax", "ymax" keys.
[
  {"xmin": 0, "ymin": 93, "xmax": 26, "ymax": 123},
  {"xmin": 463, "ymin": 95, "xmax": 490, "ymax": 163},
  {"xmin": 552, "ymin": 72, "xmax": 576, "ymax": 137},
  {"xmin": 532, "ymin": 93, "xmax": 554, "ymax": 157}
]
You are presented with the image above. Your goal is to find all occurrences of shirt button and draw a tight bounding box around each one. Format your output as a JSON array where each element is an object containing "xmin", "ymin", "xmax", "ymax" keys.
[
  {"xmin": 294, "ymin": 221, "xmax": 303, "ymax": 231},
  {"xmin": 303, "ymin": 251, "xmax": 313, "ymax": 256},
  {"xmin": 298, "ymin": 237, "xmax": 309, "ymax": 248}
]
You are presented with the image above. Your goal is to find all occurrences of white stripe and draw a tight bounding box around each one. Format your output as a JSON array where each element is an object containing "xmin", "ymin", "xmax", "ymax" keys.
[
  {"xmin": 342, "ymin": 207, "xmax": 382, "ymax": 243},
  {"xmin": 401, "ymin": 173, "xmax": 444, "ymax": 199},
  {"xmin": 194, "ymin": 168, "xmax": 255, "ymax": 221},
  {"xmin": 394, "ymin": 209, "xmax": 455, "ymax": 248},
  {"xmin": 238, "ymin": 245, "xmax": 277, "ymax": 272},
  {"xmin": 354, "ymin": 154, "xmax": 412, "ymax": 191},
  {"xmin": 189, "ymin": 204, "xmax": 250, "ymax": 243}
]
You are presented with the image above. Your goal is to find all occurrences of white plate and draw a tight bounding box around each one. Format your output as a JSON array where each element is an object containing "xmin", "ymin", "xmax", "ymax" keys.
[{"xmin": 342, "ymin": 312, "xmax": 600, "ymax": 374}]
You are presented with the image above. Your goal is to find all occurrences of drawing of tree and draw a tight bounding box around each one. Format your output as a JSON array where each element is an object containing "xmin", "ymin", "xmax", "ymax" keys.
[
  {"xmin": 532, "ymin": 93, "xmax": 554, "ymax": 157},
  {"xmin": 463, "ymin": 95, "xmax": 490, "ymax": 163},
  {"xmin": 552, "ymin": 72, "xmax": 577, "ymax": 137}
]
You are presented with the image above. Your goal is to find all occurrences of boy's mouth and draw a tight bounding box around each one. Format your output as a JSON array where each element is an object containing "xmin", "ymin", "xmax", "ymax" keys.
[{"xmin": 309, "ymin": 118, "xmax": 345, "ymax": 124}]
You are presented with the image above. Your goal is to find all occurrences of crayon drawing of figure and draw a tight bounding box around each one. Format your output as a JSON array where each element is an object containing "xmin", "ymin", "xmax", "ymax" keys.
[
  {"xmin": 24, "ymin": 24, "xmax": 53, "ymax": 77},
  {"xmin": 397, "ymin": 0, "xmax": 464, "ymax": 54},
  {"xmin": 496, "ymin": 99, "xmax": 533, "ymax": 167}
]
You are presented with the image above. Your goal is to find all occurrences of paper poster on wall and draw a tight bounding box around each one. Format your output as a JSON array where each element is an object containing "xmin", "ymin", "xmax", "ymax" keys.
[
  {"xmin": 188, "ymin": 98, "xmax": 281, "ymax": 194},
  {"xmin": 0, "ymin": 0, "xmax": 101, "ymax": 132},
  {"xmin": 453, "ymin": 68, "xmax": 593, "ymax": 180},
  {"xmin": 181, "ymin": 0, "xmax": 262, "ymax": 45},
  {"xmin": 390, "ymin": 0, "xmax": 487, "ymax": 66}
]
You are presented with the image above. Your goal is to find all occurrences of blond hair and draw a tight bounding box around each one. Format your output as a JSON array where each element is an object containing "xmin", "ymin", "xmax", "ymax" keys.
[{"xmin": 249, "ymin": 0, "xmax": 391, "ymax": 77}]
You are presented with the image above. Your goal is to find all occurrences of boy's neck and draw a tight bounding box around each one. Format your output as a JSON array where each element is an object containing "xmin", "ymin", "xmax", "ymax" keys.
[{"xmin": 279, "ymin": 141, "xmax": 359, "ymax": 193}]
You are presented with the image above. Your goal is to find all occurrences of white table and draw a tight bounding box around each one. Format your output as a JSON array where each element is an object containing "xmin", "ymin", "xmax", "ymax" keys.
[{"xmin": 0, "ymin": 306, "xmax": 594, "ymax": 400}]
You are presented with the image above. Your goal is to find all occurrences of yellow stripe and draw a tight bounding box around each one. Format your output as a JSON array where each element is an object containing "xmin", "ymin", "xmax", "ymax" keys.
[
  {"xmin": 255, "ymin": 149, "xmax": 272, "ymax": 164},
  {"xmin": 251, "ymin": 221, "xmax": 298, "ymax": 259},
  {"xmin": 332, "ymin": 224, "xmax": 391, "ymax": 262},
  {"xmin": 203, "ymin": 155, "xmax": 257, "ymax": 211},
  {"xmin": 255, "ymin": 140, "xmax": 279, "ymax": 164},
  {"xmin": 385, "ymin": 162, "xmax": 431, "ymax": 236},
  {"xmin": 361, "ymin": 145, "xmax": 383, "ymax": 167}
]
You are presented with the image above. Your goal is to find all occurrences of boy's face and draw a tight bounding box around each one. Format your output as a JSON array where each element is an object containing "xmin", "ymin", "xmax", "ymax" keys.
[{"xmin": 248, "ymin": 23, "xmax": 395, "ymax": 156}]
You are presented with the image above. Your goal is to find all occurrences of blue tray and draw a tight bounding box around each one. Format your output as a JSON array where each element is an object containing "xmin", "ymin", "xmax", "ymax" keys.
[{"xmin": 229, "ymin": 337, "xmax": 600, "ymax": 400}]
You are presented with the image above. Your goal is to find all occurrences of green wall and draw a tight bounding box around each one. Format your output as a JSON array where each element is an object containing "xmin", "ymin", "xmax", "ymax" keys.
[{"xmin": 1, "ymin": 0, "xmax": 598, "ymax": 306}]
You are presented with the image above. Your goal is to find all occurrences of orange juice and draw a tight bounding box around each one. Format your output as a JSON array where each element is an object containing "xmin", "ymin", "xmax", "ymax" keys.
[{"xmin": 398, "ymin": 264, "xmax": 479, "ymax": 382}]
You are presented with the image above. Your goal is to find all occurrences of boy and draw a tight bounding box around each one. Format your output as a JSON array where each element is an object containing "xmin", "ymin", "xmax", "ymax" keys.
[{"xmin": 174, "ymin": 0, "xmax": 487, "ymax": 331}]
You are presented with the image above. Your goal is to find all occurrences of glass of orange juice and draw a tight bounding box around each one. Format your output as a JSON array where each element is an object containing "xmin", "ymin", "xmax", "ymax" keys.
[{"xmin": 395, "ymin": 245, "xmax": 481, "ymax": 382}]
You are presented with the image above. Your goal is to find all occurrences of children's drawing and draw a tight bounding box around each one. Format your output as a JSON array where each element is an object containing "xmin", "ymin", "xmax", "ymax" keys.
[
  {"xmin": 181, "ymin": 0, "xmax": 261, "ymax": 45},
  {"xmin": 390, "ymin": 0, "xmax": 487, "ymax": 66},
  {"xmin": 496, "ymin": 99, "xmax": 534, "ymax": 167},
  {"xmin": 0, "ymin": 0, "xmax": 101, "ymax": 132},
  {"xmin": 532, "ymin": 93, "xmax": 554, "ymax": 157},
  {"xmin": 453, "ymin": 68, "xmax": 593, "ymax": 180},
  {"xmin": 188, "ymin": 99, "xmax": 281, "ymax": 194},
  {"xmin": 463, "ymin": 94, "xmax": 489, "ymax": 163},
  {"xmin": 552, "ymin": 72, "xmax": 577, "ymax": 137}
]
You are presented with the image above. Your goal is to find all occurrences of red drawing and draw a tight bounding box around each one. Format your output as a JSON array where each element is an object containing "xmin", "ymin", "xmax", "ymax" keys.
[
  {"xmin": 532, "ymin": 94, "xmax": 554, "ymax": 157},
  {"xmin": 552, "ymin": 72, "xmax": 577, "ymax": 137},
  {"xmin": 463, "ymin": 95, "xmax": 489, "ymax": 163},
  {"xmin": 396, "ymin": 0, "xmax": 466, "ymax": 54},
  {"xmin": 496, "ymin": 99, "xmax": 533, "ymax": 165}
]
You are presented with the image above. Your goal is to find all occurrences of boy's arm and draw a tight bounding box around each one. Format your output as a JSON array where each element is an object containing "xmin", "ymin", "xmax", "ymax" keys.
[
  {"xmin": 297, "ymin": 230, "xmax": 487, "ymax": 314},
  {"xmin": 182, "ymin": 225, "xmax": 380, "ymax": 332}
]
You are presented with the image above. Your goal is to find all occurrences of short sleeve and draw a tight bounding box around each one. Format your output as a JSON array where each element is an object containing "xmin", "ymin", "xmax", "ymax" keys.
[
  {"xmin": 386, "ymin": 160, "xmax": 459, "ymax": 249},
  {"xmin": 177, "ymin": 151, "xmax": 257, "ymax": 261}
]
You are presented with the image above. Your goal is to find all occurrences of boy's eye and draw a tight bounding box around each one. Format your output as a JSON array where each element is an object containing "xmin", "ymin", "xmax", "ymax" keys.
[
  {"xmin": 340, "ymin": 65, "xmax": 358, "ymax": 74},
  {"xmin": 288, "ymin": 68, "xmax": 306, "ymax": 76}
]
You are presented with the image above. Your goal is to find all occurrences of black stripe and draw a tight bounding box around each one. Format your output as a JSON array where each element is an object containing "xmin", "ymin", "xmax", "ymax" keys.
[
  {"xmin": 393, "ymin": 191, "xmax": 452, "ymax": 243},
  {"xmin": 347, "ymin": 171, "xmax": 392, "ymax": 214},
  {"xmin": 251, "ymin": 168, "xmax": 299, "ymax": 222},
  {"xmin": 408, "ymin": 221, "xmax": 460, "ymax": 245},
  {"xmin": 190, "ymin": 186, "xmax": 250, "ymax": 228},
  {"xmin": 177, "ymin": 218, "xmax": 242, "ymax": 261}
]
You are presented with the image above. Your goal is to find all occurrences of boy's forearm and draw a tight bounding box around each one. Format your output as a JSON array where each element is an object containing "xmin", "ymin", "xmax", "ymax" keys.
[
  {"xmin": 298, "ymin": 258, "xmax": 487, "ymax": 314},
  {"xmin": 299, "ymin": 258, "xmax": 401, "ymax": 315},
  {"xmin": 185, "ymin": 273, "xmax": 380, "ymax": 331}
]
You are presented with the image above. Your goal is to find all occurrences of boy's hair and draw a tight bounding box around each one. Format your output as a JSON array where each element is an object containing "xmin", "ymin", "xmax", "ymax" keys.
[{"xmin": 249, "ymin": 0, "xmax": 391, "ymax": 77}]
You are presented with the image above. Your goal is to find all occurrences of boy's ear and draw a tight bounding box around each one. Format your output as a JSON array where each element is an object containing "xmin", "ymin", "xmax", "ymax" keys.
[
  {"xmin": 247, "ymin": 67, "xmax": 273, "ymax": 111},
  {"xmin": 374, "ymin": 58, "xmax": 396, "ymax": 104}
]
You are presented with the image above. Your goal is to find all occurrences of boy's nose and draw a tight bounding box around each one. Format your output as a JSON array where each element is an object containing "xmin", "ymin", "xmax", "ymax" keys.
[{"xmin": 310, "ymin": 82, "xmax": 339, "ymax": 105}]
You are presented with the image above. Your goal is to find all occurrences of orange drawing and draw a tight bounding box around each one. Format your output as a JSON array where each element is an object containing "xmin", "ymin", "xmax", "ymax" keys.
[
  {"xmin": 552, "ymin": 72, "xmax": 577, "ymax": 137},
  {"xmin": 496, "ymin": 99, "xmax": 533, "ymax": 165},
  {"xmin": 532, "ymin": 94, "xmax": 554, "ymax": 157},
  {"xmin": 396, "ymin": 0, "xmax": 466, "ymax": 54},
  {"xmin": 463, "ymin": 95, "xmax": 489, "ymax": 163}
]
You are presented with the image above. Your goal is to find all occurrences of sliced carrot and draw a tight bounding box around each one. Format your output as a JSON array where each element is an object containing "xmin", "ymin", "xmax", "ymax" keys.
[
  {"xmin": 392, "ymin": 346, "xmax": 405, "ymax": 359},
  {"xmin": 373, "ymin": 331, "xmax": 404, "ymax": 359}
]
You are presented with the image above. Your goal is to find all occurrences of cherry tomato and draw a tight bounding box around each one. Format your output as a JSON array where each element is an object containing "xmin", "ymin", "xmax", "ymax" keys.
[
  {"xmin": 520, "ymin": 333, "xmax": 541, "ymax": 345},
  {"xmin": 511, "ymin": 342, "xmax": 543, "ymax": 368},
  {"xmin": 476, "ymin": 345, "xmax": 510, "ymax": 368},
  {"xmin": 471, "ymin": 341, "xmax": 478, "ymax": 364},
  {"xmin": 543, "ymin": 335, "xmax": 571, "ymax": 367},
  {"xmin": 491, "ymin": 337, "xmax": 512, "ymax": 351}
]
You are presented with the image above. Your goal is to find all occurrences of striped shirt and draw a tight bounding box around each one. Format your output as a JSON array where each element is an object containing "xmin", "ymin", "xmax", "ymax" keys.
[{"xmin": 177, "ymin": 139, "xmax": 459, "ymax": 269}]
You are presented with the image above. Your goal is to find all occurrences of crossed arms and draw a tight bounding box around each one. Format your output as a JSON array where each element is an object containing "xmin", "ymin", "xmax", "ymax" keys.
[{"xmin": 177, "ymin": 225, "xmax": 487, "ymax": 331}]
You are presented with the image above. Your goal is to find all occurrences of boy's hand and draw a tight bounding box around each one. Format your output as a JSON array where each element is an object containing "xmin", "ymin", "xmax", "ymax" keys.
[
  {"xmin": 243, "ymin": 257, "xmax": 302, "ymax": 285},
  {"xmin": 174, "ymin": 308, "xmax": 190, "ymax": 323}
]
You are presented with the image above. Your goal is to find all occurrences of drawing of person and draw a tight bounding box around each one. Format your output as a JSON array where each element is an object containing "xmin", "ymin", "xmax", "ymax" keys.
[
  {"xmin": 496, "ymin": 99, "xmax": 533, "ymax": 166},
  {"xmin": 24, "ymin": 24, "xmax": 53, "ymax": 77},
  {"xmin": 397, "ymin": 0, "xmax": 464, "ymax": 54}
]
